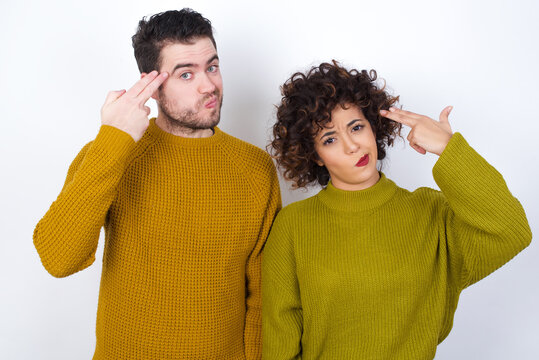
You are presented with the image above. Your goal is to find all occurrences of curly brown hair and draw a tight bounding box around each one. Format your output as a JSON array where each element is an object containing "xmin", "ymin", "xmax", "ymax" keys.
[{"xmin": 270, "ymin": 60, "xmax": 401, "ymax": 188}]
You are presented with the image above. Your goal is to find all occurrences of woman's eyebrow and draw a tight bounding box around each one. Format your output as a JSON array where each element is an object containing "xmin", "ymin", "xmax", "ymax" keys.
[
  {"xmin": 320, "ymin": 130, "xmax": 336, "ymax": 139},
  {"xmin": 347, "ymin": 119, "xmax": 363, "ymax": 127}
]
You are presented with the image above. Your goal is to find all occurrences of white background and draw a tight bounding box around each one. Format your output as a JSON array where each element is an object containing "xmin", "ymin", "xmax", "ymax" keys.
[{"xmin": 1, "ymin": 0, "xmax": 538, "ymax": 358}]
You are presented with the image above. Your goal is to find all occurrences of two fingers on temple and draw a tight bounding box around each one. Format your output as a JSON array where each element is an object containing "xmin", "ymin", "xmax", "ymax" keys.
[
  {"xmin": 105, "ymin": 71, "xmax": 168, "ymax": 106},
  {"xmin": 104, "ymin": 89, "xmax": 126, "ymax": 104},
  {"xmin": 381, "ymin": 108, "xmax": 427, "ymax": 154},
  {"xmin": 127, "ymin": 71, "xmax": 168, "ymax": 102},
  {"xmin": 380, "ymin": 107, "xmax": 421, "ymax": 127}
]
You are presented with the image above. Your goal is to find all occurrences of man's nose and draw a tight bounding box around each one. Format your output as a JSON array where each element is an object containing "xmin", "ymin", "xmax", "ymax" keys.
[{"xmin": 198, "ymin": 73, "xmax": 216, "ymax": 94}]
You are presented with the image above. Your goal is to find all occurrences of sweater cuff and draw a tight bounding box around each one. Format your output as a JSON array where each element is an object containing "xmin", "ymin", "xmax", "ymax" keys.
[
  {"xmin": 432, "ymin": 132, "xmax": 482, "ymax": 189},
  {"xmin": 90, "ymin": 125, "xmax": 136, "ymax": 163}
]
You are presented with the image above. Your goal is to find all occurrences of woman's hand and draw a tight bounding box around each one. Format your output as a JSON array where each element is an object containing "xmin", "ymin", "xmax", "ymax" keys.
[{"xmin": 380, "ymin": 106, "xmax": 453, "ymax": 156}]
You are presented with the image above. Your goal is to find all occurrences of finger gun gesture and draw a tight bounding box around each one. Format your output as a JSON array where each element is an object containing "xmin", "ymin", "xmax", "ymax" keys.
[{"xmin": 380, "ymin": 106, "xmax": 453, "ymax": 156}]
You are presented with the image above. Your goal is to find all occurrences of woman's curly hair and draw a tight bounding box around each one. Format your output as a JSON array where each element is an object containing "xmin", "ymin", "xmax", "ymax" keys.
[{"xmin": 269, "ymin": 60, "xmax": 401, "ymax": 188}]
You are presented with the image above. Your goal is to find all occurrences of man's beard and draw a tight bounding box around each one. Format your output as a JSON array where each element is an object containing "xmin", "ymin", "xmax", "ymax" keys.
[{"xmin": 158, "ymin": 90, "xmax": 223, "ymax": 132}]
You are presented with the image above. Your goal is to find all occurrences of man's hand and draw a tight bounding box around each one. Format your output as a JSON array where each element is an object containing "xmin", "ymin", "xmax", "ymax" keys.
[
  {"xmin": 101, "ymin": 71, "xmax": 169, "ymax": 142},
  {"xmin": 380, "ymin": 106, "xmax": 453, "ymax": 156}
]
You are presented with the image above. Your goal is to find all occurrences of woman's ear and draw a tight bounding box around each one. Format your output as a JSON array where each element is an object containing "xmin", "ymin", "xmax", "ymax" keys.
[{"xmin": 314, "ymin": 153, "xmax": 324, "ymax": 167}]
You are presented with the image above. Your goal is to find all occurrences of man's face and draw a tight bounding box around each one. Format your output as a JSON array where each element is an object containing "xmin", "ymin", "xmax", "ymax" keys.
[{"xmin": 154, "ymin": 37, "xmax": 223, "ymax": 130}]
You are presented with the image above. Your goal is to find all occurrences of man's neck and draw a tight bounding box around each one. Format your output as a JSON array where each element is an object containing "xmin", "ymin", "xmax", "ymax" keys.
[{"xmin": 155, "ymin": 117, "xmax": 214, "ymax": 138}]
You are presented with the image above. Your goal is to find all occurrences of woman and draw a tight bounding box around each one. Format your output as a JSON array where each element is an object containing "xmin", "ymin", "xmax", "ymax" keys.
[{"xmin": 262, "ymin": 61, "xmax": 532, "ymax": 359}]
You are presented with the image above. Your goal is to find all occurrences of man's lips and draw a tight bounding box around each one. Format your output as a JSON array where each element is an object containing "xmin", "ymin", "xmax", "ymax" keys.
[
  {"xmin": 204, "ymin": 97, "xmax": 217, "ymax": 109},
  {"xmin": 355, "ymin": 154, "xmax": 369, "ymax": 167}
]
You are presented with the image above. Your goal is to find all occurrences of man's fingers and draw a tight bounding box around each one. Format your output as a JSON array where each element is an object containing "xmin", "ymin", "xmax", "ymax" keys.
[
  {"xmin": 138, "ymin": 72, "xmax": 169, "ymax": 102},
  {"xmin": 380, "ymin": 107, "xmax": 415, "ymax": 127},
  {"xmin": 125, "ymin": 70, "xmax": 159, "ymax": 98},
  {"xmin": 103, "ymin": 90, "xmax": 126, "ymax": 105}
]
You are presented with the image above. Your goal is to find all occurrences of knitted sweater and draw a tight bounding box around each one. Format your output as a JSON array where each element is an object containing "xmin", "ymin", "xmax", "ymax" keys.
[
  {"xmin": 34, "ymin": 119, "xmax": 281, "ymax": 359},
  {"xmin": 262, "ymin": 133, "xmax": 531, "ymax": 359}
]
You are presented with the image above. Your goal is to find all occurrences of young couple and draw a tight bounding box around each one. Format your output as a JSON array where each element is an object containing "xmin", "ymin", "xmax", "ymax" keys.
[{"xmin": 34, "ymin": 8, "xmax": 531, "ymax": 360}]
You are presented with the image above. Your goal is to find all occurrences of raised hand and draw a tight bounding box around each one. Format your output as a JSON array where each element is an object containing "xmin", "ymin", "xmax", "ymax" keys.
[
  {"xmin": 380, "ymin": 106, "xmax": 453, "ymax": 156},
  {"xmin": 100, "ymin": 71, "xmax": 169, "ymax": 142}
]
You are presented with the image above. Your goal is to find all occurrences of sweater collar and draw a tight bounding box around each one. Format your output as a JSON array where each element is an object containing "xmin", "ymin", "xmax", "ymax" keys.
[
  {"xmin": 316, "ymin": 173, "xmax": 397, "ymax": 212},
  {"xmin": 146, "ymin": 118, "xmax": 225, "ymax": 147}
]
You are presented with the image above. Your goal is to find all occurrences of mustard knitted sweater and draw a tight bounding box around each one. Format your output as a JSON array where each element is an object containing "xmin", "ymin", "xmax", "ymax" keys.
[
  {"xmin": 262, "ymin": 133, "xmax": 531, "ymax": 359},
  {"xmin": 34, "ymin": 119, "xmax": 281, "ymax": 359}
]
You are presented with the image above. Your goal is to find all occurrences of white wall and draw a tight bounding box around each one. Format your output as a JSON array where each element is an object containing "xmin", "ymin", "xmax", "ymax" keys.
[{"xmin": 1, "ymin": 0, "xmax": 537, "ymax": 358}]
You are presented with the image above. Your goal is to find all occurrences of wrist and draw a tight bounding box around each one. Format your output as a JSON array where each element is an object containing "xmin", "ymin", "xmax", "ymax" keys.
[{"xmin": 436, "ymin": 132, "xmax": 453, "ymax": 156}]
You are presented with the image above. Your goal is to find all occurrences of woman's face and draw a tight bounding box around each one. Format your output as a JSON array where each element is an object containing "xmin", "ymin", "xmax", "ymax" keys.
[{"xmin": 314, "ymin": 104, "xmax": 380, "ymax": 191}]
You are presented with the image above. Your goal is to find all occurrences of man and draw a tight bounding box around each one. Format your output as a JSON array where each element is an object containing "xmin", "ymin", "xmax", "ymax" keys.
[{"xmin": 33, "ymin": 9, "xmax": 281, "ymax": 359}]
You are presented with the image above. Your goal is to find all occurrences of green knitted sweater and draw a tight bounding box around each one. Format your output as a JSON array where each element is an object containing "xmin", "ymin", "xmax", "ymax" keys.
[{"xmin": 262, "ymin": 133, "xmax": 531, "ymax": 359}]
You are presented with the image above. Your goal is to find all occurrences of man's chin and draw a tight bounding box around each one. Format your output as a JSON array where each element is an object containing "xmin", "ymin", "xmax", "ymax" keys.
[
  {"xmin": 202, "ymin": 110, "xmax": 221, "ymax": 128},
  {"xmin": 185, "ymin": 115, "xmax": 220, "ymax": 130},
  {"xmin": 159, "ymin": 104, "xmax": 221, "ymax": 130}
]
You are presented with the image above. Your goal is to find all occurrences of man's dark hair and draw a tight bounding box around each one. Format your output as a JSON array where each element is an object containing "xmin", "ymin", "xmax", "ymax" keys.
[{"xmin": 132, "ymin": 9, "xmax": 216, "ymax": 73}]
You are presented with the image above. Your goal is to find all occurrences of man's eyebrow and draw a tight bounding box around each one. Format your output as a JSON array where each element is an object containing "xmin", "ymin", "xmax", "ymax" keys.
[
  {"xmin": 171, "ymin": 63, "xmax": 193, "ymax": 74},
  {"xmin": 206, "ymin": 54, "xmax": 219, "ymax": 64},
  {"xmin": 171, "ymin": 54, "xmax": 219, "ymax": 75}
]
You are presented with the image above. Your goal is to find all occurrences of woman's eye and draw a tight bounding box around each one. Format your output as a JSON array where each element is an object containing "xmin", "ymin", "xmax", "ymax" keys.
[
  {"xmin": 323, "ymin": 138, "xmax": 335, "ymax": 146},
  {"xmin": 180, "ymin": 72, "xmax": 192, "ymax": 80},
  {"xmin": 352, "ymin": 124, "xmax": 363, "ymax": 132}
]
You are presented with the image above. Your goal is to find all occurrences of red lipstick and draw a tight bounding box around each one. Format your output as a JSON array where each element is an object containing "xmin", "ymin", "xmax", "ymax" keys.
[{"xmin": 355, "ymin": 154, "xmax": 369, "ymax": 167}]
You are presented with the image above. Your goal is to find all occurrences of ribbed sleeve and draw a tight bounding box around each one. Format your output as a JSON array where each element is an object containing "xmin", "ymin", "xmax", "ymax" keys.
[
  {"xmin": 33, "ymin": 125, "xmax": 135, "ymax": 277},
  {"xmin": 242, "ymin": 154, "xmax": 282, "ymax": 360},
  {"xmin": 433, "ymin": 133, "xmax": 532, "ymax": 287},
  {"xmin": 262, "ymin": 208, "xmax": 303, "ymax": 360}
]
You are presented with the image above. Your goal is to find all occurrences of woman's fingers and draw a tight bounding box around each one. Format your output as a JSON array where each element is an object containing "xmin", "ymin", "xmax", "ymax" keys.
[
  {"xmin": 381, "ymin": 106, "xmax": 453, "ymax": 156},
  {"xmin": 410, "ymin": 142, "xmax": 427, "ymax": 154},
  {"xmin": 380, "ymin": 108, "xmax": 416, "ymax": 127},
  {"xmin": 439, "ymin": 106, "xmax": 453, "ymax": 126},
  {"xmin": 407, "ymin": 130, "xmax": 426, "ymax": 154},
  {"xmin": 390, "ymin": 107, "xmax": 423, "ymax": 119}
]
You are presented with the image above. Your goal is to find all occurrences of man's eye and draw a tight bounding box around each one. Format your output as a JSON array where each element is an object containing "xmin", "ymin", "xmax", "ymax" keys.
[
  {"xmin": 208, "ymin": 65, "xmax": 219, "ymax": 73},
  {"xmin": 180, "ymin": 72, "xmax": 192, "ymax": 80}
]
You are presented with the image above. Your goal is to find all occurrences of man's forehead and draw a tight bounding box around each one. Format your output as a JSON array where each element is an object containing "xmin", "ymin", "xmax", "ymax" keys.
[{"xmin": 160, "ymin": 38, "xmax": 218, "ymax": 68}]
